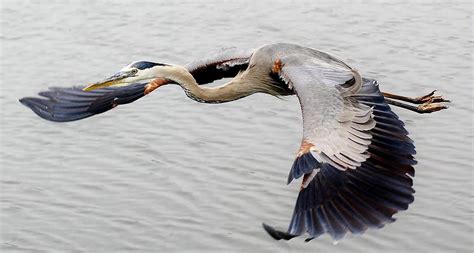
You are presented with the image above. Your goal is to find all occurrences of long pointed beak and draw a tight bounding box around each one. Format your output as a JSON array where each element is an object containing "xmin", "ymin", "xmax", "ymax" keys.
[{"xmin": 83, "ymin": 71, "xmax": 135, "ymax": 91}]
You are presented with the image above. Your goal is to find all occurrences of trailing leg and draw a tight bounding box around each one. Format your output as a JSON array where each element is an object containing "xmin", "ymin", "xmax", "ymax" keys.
[
  {"xmin": 385, "ymin": 98, "xmax": 448, "ymax": 114},
  {"xmin": 382, "ymin": 90, "xmax": 450, "ymax": 104}
]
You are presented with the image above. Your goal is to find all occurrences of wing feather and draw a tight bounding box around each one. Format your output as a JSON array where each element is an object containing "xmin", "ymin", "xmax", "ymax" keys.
[
  {"xmin": 281, "ymin": 55, "xmax": 375, "ymax": 175},
  {"xmin": 263, "ymin": 78, "xmax": 416, "ymax": 241},
  {"xmin": 21, "ymin": 47, "xmax": 254, "ymax": 122},
  {"xmin": 19, "ymin": 83, "xmax": 148, "ymax": 122}
]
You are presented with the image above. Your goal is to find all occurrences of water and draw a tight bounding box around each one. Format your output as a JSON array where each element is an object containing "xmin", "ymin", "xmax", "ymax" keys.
[{"xmin": 1, "ymin": 1, "xmax": 472, "ymax": 252}]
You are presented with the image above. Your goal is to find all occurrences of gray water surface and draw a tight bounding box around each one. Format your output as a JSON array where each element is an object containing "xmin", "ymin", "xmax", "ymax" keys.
[{"xmin": 1, "ymin": 1, "xmax": 472, "ymax": 252}]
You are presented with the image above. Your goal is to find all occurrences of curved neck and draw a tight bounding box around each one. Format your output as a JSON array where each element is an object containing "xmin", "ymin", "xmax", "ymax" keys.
[{"xmin": 157, "ymin": 65, "xmax": 255, "ymax": 103}]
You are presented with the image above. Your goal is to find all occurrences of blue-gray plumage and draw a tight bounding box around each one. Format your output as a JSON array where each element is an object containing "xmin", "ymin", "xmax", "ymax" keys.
[
  {"xmin": 19, "ymin": 83, "xmax": 148, "ymax": 122},
  {"xmin": 264, "ymin": 78, "xmax": 416, "ymax": 241},
  {"xmin": 19, "ymin": 43, "xmax": 449, "ymax": 242}
]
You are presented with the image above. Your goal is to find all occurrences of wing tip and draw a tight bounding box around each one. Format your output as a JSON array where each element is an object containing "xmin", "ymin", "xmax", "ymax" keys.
[
  {"xmin": 19, "ymin": 97, "xmax": 27, "ymax": 105},
  {"xmin": 262, "ymin": 223, "xmax": 297, "ymax": 241},
  {"xmin": 19, "ymin": 97, "xmax": 41, "ymax": 107},
  {"xmin": 19, "ymin": 83, "xmax": 149, "ymax": 123},
  {"xmin": 19, "ymin": 96, "xmax": 92, "ymax": 123},
  {"xmin": 19, "ymin": 96, "xmax": 53, "ymax": 120}
]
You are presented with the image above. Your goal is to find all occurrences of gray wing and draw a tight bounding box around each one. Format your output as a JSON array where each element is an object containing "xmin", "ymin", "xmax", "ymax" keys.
[
  {"xmin": 264, "ymin": 78, "xmax": 416, "ymax": 242},
  {"xmin": 262, "ymin": 45, "xmax": 416, "ymax": 241},
  {"xmin": 279, "ymin": 52, "xmax": 375, "ymax": 175}
]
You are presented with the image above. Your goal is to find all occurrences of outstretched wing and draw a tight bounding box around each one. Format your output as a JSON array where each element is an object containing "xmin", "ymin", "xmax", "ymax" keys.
[
  {"xmin": 264, "ymin": 50, "xmax": 416, "ymax": 241},
  {"xmin": 20, "ymin": 47, "xmax": 253, "ymax": 122},
  {"xmin": 19, "ymin": 83, "xmax": 149, "ymax": 122},
  {"xmin": 281, "ymin": 51, "xmax": 374, "ymax": 176}
]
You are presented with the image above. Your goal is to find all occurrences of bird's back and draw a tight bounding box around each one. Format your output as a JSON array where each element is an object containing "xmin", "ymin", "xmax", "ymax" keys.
[{"xmin": 252, "ymin": 43, "xmax": 351, "ymax": 72}]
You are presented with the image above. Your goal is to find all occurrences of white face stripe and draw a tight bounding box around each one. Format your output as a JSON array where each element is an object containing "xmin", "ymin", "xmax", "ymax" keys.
[
  {"xmin": 117, "ymin": 64, "xmax": 173, "ymax": 85},
  {"xmin": 112, "ymin": 61, "xmax": 191, "ymax": 88}
]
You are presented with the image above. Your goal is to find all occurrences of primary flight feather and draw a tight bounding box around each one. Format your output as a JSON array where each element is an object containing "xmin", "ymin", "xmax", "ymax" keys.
[{"xmin": 20, "ymin": 43, "xmax": 449, "ymax": 241}]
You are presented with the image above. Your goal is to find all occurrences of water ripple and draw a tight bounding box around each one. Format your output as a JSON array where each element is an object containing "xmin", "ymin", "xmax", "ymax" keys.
[{"xmin": 1, "ymin": 1, "xmax": 472, "ymax": 252}]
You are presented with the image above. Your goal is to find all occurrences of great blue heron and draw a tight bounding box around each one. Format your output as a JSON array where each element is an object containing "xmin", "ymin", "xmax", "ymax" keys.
[{"xmin": 20, "ymin": 43, "xmax": 449, "ymax": 241}]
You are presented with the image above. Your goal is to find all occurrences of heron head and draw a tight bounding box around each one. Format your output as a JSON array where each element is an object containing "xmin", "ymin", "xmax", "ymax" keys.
[{"xmin": 82, "ymin": 61, "xmax": 170, "ymax": 91}]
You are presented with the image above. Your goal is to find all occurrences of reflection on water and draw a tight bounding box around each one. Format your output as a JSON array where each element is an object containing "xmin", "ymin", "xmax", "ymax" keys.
[{"xmin": 1, "ymin": 1, "xmax": 472, "ymax": 252}]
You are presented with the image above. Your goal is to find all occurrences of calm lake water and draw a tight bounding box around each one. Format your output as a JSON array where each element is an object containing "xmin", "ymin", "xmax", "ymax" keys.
[{"xmin": 1, "ymin": 1, "xmax": 472, "ymax": 252}]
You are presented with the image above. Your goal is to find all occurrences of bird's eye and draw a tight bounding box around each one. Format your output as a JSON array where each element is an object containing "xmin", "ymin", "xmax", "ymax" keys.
[{"xmin": 130, "ymin": 69, "xmax": 138, "ymax": 75}]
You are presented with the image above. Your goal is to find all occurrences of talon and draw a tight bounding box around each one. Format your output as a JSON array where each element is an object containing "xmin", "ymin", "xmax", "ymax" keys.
[
  {"xmin": 416, "ymin": 90, "xmax": 450, "ymax": 104},
  {"xmin": 428, "ymin": 90, "xmax": 437, "ymax": 96},
  {"xmin": 417, "ymin": 102, "xmax": 448, "ymax": 113},
  {"xmin": 384, "ymin": 90, "xmax": 450, "ymax": 114},
  {"xmin": 416, "ymin": 90, "xmax": 435, "ymax": 102},
  {"xmin": 432, "ymin": 96, "xmax": 450, "ymax": 103}
]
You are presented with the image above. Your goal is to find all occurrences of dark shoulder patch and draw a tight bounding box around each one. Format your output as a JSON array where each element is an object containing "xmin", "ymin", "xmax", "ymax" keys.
[{"xmin": 131, "ymin": 61, "xmax": 167, "ymax": 70}]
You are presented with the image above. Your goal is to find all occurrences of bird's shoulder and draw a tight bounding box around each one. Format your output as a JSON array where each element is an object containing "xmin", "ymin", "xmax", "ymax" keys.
[{"xmin": 253, "ymin": 43, "xmax": 351, "ymax": 70}]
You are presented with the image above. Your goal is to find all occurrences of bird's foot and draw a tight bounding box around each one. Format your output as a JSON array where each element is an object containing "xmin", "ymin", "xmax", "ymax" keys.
[
  {"xmin": 383, "ymin": 89, "xmax": 450, "ymax": 114},
  {"xmin": 416, "ymin": 100, "xmax": 449, "ymax": 113},
  {"xmin": 413, "ymin": 90, "xmax": 450, "ymax": 104}
]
